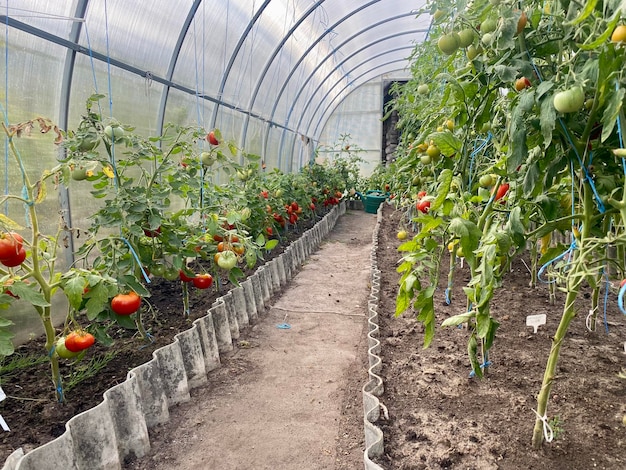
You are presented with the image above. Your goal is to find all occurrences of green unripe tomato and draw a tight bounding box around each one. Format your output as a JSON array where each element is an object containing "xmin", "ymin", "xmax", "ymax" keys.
[
  {"xmin": 104, "ymin": 125, "xmax": 124, "ymax": 142},
  {"xmin": 438, "ymin": 33, "xmax": 460, "ymax": 55},
  {"xmin": 417, "ymin": 84, "xmax": 429, "ymax": 95},
  {"xmin": 458, "ymin": 29, "xmax": 475, "ymax": 48},
  {"xmin": 553, "ymin": 87, "xmax": 585, "ymax": 114},
  {"xmin": 481, "ymin": 18, "xmax": 497, "ymax": 34}
]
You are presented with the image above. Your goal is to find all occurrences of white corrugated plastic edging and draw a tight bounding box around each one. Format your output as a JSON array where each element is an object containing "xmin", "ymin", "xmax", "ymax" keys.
[
  {"xmin": 1, "ymin": 202, "xmax": 346, "ymax": 470},
  {"xmin": 362, "ymin": 205, "xmax": 386, "ymax": 470}
]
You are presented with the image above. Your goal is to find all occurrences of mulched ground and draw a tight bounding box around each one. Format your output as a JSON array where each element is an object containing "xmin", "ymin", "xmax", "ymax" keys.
[{"xmin": 372, "ymin": 203, "xmax": 626, "ymax": 470}]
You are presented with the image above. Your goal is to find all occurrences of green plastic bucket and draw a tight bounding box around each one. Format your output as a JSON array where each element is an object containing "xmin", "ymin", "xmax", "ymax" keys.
[{"xmin": 359, "ymin": 190, "xmax": 387, "ymax": 214}]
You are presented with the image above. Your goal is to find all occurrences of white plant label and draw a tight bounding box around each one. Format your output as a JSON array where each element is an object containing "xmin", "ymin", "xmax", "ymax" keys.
[
  {"xmin": 526, "ymin": 314, "xmax": 546, "ymax": 334},
  {"xmin": 0, "ymin": 386, "xmax": 8, "ymax": 431}
]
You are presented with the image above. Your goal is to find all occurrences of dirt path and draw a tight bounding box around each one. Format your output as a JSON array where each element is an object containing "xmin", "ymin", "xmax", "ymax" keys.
[{"xmin": 125, "ymin": 210, "xmax": 377, "ymax": 470}]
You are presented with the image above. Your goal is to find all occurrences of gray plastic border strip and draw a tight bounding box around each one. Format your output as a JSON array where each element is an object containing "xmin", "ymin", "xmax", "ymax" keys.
[
  {"xmin": 362, "ymin": 206, "xmax": 385, "ymax": 470},
  {"xmin": 2, "ymin": 202, "xmax": 346, "ymax": 470}
]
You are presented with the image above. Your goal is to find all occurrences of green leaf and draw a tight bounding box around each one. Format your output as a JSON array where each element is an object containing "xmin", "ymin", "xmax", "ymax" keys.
[
  {"xmin": 468, "ymin": 333, "xmax": 481, "ymax": 378},
  {"xmin": 114, "ymin": 313, "xmax": 137, "ymax": 329},
  {"xmin": 576, "ymin": 14, "xmax": 620, "ymax": 50},
  {"xmin": 441, "ymin": 311, "xmax": 474, "ymax": 328},
  {"xmin": 63, "ymin": 276, "xmax": 87, "ymax": 310},
  {"xmin": 523, "ymin": 162, "xmax": 541, "ymax": 198},
  {"xmin": 505, "ymin": 206, "xmax": 526, "ymax": 250},
  {"xmin": 119, "ymin": 275, "xmax": 150, "ymax": 297},
  {"xmin": 483, "ymin": 317, "xmax": 499, "ymax": 350},
  {"xmin": 256, "ymin": 233, "xmax": 266, "ymax": 246},
  {"xmin": 601, "ymin": 87, "xmax": 625, "ymax": 142},
  {"xmin": 9, "ymin": 283, "xmax": 50, "ymax": 307},
  {"xmin": 0, "ymin": 331, "xmax": 15, "ymax": 356},
  {"xmin": 395, "ymin": 284, "xmax": 413, "ymax": 316},
  {"xmin": 493, "ymin": 65, "xmax": 517, "ymax": 83},
  {"xmin": 448, "ymin": 217, "xmax": 481, "ymax": 267},
  {"xmin": 0, "ymin": 214, "xmax": 23, "ymax": 231},
  {"xmin": 265, "ymin": 239, "xmax": 279, "ymax": 251},
  {"xmin": 430, "ymin": 132, "xmax": 462, "ymax": 157},
  {"xmin": 415, "ymin": 286, "xmax": 436, "ymax": 348},
  {"xmin": 85, "ymin": 284, "xmax": 111, "ymax": 321},
  {"xmin": 565, "ymin": 0, "xmax": 597, "ymax": 25},
  {"xmin": 539, "ymin": 93, "xmax": 556, "ymax": 147},
  {"xmin": 431, "ymin": 169, "xmax": 452, "ymax": 212}
]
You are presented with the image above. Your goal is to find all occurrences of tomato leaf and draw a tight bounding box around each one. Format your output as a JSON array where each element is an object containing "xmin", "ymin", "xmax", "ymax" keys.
[
  {"xmin": 505, "ymin": 206, "xmax": 526, "ymax": 250},
  {"xmin": 448, "ymin": 217, "xmax": 481, "ymax": 268},
  {"xmin": 431, "ymin": 169, "xmax": 452, "ymax": 212},
  {"xmin": 0, "ymin": 214, "xmax": 23, "ymax": 231},
  {"xmin": 0, "ymin": 329, "xmax": 15, "ymax": 356},
  {"xmin": 395, "ymin": 282, "xmax": 413, "ymax": 316},
  {"xmin": 63, "ymin": 276, "xmax": 87, "ymax": 310},
  {"xmin": 264, "ymin": 239, "xmax": 279, "ymax": 251},
  {"xmin": 430, "ymin": 132, "xmax": 462, "ymax": 157},
  {"xmin": 565, "ymin": 0, "xmax": 597, "ymax": 25},
  {"xmin": 415, "ymin": 286, "xmax": 436, "ymax": 348},
  {"xmin": 539, "ymin": 92, "xmax": 556, "ymax": 147},
  {"xmin": 441, "ymin": 311, "xmax": 474, "ymax": 328},
  {"xmin": 576, "ymin": 13, "xmax": 620, "ymax": 50},
  {"xmin": 85, "ymin": 283, "xmax": 111, "ymax": 321},
  {"xmin": 119, "ymin": 275, "xmax": 150, "ymax": 297},
  {"xmin": 601, "ymin": 87, "xmax": 625, "ymax": 142},
  {"xmin": 507, "ymin": 95, "xmax": 532, "ymax": 174},
  {"xmin": 523, "ymin": 162, "xmax": 541, "ymax": 198}
]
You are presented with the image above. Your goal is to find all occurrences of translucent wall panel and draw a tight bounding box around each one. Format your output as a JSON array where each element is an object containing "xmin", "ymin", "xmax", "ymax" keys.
[
  {"xmin": 172, "ymin": 1, "xmax": 258, "ymax": 104},
  {"xmin": 243, "ymin": 117, "xmax": 264, "ymax": 163},
  {"xmin": 69, "ymin": 54, "xmax": 163, "ymax": 138},
  {"xmin": 164, "ymin": 87, "xmax": 215, "ymax": 129},
  {"xmin": 79, "ymin": 0, "xmax": 190, "ymax": 76},
  {"xmin": 264, "ymin": 124, "xmax": 281, "ymax": 171},
  {"xmin": 214, "ymin": 106, "xmax": 244, "ymax": 151},
  {"xmin": 1, "ymin": 27, "xmax": 68, "ymax": 341},
  {"xmin": 5, "ymin": 0, "xmax": 75, "ymax": 38}
]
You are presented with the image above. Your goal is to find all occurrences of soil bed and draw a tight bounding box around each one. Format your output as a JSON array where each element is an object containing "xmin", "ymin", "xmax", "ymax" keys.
[
  {"xmin": 0, "ymin": 215, "xmax": 318, "ymax": 462},
  {"xmin": 373, "ymin": 204, "xmax": 626, "ymax": 469}
]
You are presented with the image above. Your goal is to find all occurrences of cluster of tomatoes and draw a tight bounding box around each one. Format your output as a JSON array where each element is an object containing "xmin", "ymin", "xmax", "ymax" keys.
[
  {"xmin": 0, "ymin": 232, "xmax": 26, "ymax": 268},
  {"xmin": 285, "ymin": 201, "xmax": 302, "ymax": 225},
  {"xmin": 415, "ymin": 190, "xmax": 431, "ymax": 213},
  {"xmin": 322, "ymin": 189, "xmax": 343, "ymax": 207}
]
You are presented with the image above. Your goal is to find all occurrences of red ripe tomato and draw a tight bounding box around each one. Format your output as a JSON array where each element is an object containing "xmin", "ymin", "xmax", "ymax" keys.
[
  {"xmin": 1, "ymin": 247, "xmax": 26, "ymax": 267},
  {"xmin": 417, "ymin": 199, "xmax": 431, "ymax": 213},
  {"xmin": 143, "ymin": 226, "xmax": 161, "ymax": 237},
  {"xmin": 64, "ymin": 330, "xmax": 95, "ymax": 352},
  {"xmin": 515, "ymin": 77, "xmax": 531, "ymax": 91},
  {"xmin": 192, "ymin": 273, "xmax": 213, "ymax": 289},
  {"xmin": 494, "ymin": 183, "xmax": 510, "ymax": 201},
  {"xmin": 265, "ymin": 227, "xmax": 273, "ymax": 236},
  {"xmin": 620, "ymin": 279, "xmax": 626, "ymax": 288},
  {"xmin": 417, "ymin": 190, "xmax": 427, "ymax": 200},
  {"xmin": 0, "ymin": 232, "xmax": 24, "ymax": 260},
  {"xmin": 206, "ymin": 131, "xmax": 219, "ymax": 146},
  {"xmin": 179, "ymin": 270, "xmax": 195, "ymax": 282},
  {"xmin": 111, "ymin": 291, "xmax": 142, "ymax": 315}
]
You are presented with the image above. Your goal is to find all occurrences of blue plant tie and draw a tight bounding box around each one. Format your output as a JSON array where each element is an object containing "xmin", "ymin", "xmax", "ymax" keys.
[
  {"xmin": 119, "ymin": 238, "xmax": 151, "ymax": 283},
  {"xmin": 276, "ymin": 323, "xmax": 291, "ymax": 329},
  {"xmin": 537, "ymin": 240, "xmax": 577, "ymax": 283},
  {"xmin": 469, "ymin": 361, "xmax": 492, "ymax": 378},
  {"xmin": 444, "ymin": 287, "xmax": 451, "ymax": 305}
]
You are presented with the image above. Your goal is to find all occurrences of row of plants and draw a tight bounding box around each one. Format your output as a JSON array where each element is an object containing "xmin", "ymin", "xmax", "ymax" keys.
[
  {"xmin": 378, "ymin": 0, "xmax": 625, "ymax": 448},
  {"xmin": 0, "ymin": 94, "xmax": 366, "ymax": 404}
]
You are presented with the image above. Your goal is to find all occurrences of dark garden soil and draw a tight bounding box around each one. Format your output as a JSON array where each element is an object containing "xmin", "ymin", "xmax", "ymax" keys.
[
  {"xmin": 2, "ymin": 203, "xmax": 626, "ymax": 469},
  {"xmin": 373, "ymin": 204, "xmax": 626, "ymax": 470}
]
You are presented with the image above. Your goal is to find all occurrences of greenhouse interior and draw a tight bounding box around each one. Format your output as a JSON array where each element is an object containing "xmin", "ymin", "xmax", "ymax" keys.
[{"xmin": 1, "ymin": 0, "xmax": 626, "ymax": 469}]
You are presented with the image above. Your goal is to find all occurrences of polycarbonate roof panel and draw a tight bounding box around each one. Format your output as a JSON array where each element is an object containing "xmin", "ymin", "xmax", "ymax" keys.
[
  {"xmin": 171, "ymin": 1, "xmax": 261, "ymax": 101},
  {"xmin": 79, "ymin": 0, "xmax": 191, "ymax": 75},
  {"xmin": 1, "ymin": 1, "xmax": 75, "ymax": 37},
  {"xmin": 2, "ymin": 0, "xmax": 431, "ymax": 161}
]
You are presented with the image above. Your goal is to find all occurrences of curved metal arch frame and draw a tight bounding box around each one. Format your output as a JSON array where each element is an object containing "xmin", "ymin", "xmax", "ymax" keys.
[
  {"xmin": 262, "ymin": 0, "xmax": 381, "ymax": 157},
  {"xmin": 238, "ymin": 0, "xmax": 327, "ymax": 156},
  {"xmin": 209, "ymin": 0, "xmax": 272, "ymax": 129},
  {"xmin": 274, "ymin": 12, "xmax": 423, "ymax": 164},
  {"xmin": 294, "ymin": 63, "xmax": 409, "ymax": 168},
  {"xmin": 310, "ymin": 56, "xmax": 413, "ymax": 139},
  {"xmin": 57, "ymin": 0, "xmax": 90, "ymax": 266},
  {"xmin": 155, "ymin": 0, "xmax": 202, "ymax": 137},
  {"xmin": 285, "ymin": 30, "xmax": 424, "ymax": 163},
  {"xmin": 289, "ymin": 51, "xmax": 413, "ymax": 161}
]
